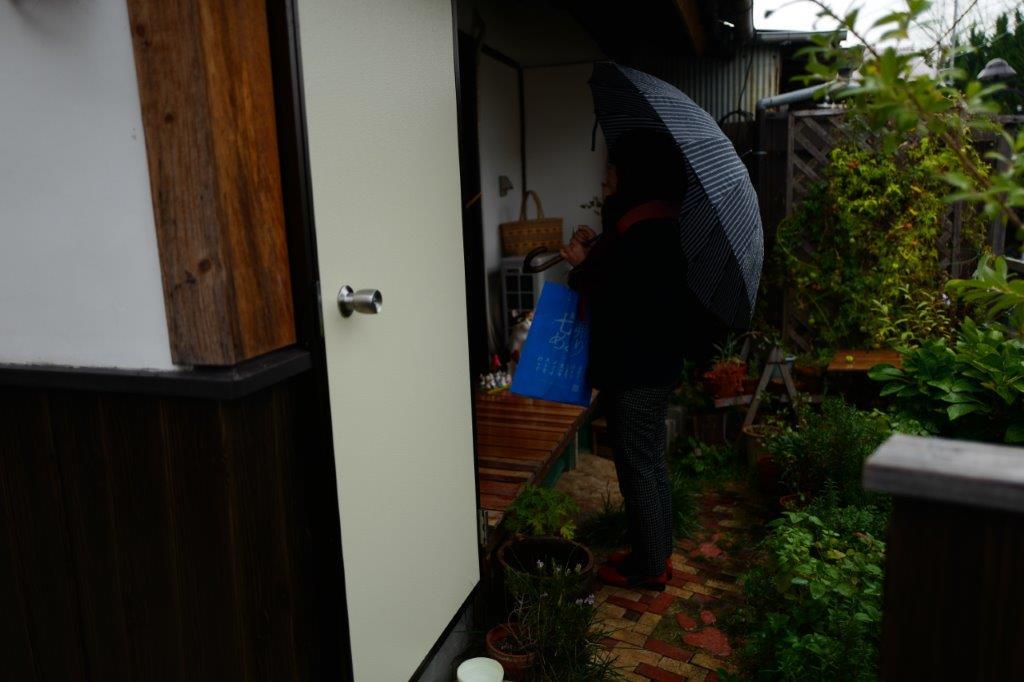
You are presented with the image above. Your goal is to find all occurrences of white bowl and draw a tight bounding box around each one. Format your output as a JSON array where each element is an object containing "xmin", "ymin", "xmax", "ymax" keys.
[{"xmin": 456, "ymin": 656, "xmax": 505, "ymax": 682}]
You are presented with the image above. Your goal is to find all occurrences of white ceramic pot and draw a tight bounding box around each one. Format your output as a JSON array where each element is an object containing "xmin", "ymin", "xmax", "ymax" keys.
[{"xmin": 456, "ymin": 657, "xmax": 505, "ymax": 682}]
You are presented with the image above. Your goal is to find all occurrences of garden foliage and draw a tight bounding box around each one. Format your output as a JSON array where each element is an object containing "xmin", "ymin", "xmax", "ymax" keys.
[
  {"xmin": 871, "ymin": 321, "xmax": 1024, "ymax": 443},
  {"xmin": 738, "ymin": 503, "xmax": 886, "ymax": 681},
  {"xmin": 872, "ymin": 257, "xmax": 1024, "ymax": 443},
  {"xmin": 504, "ymin": 485, "xmax": 579, "ymax": 539},
  {"xmin": 946, "ymin": 255, "xmax": 1024, "ymax": 336},
  {"xmin": 774, "ymin": 138, "xmax": 986, "ymax": 348},
  {"xmin": 764, "ymin": 398, "xmax": 890, "ymax": 505}
]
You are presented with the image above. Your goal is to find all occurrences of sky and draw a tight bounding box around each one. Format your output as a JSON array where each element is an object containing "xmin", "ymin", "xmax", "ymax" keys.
[{"xmin": 754, "ymin": 0, "xmax": 1020, "ymax": 47}]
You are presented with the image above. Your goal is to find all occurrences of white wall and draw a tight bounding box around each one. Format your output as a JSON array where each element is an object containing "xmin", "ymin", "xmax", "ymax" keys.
[
  {"xmin": 524, "ymin": 64, "xmax": 608, "ymax": 242},
  {"xmin": 477, "ymin": 54, "xmax": 522, "ymax": 273},
  {"xmin": 0, "ymin": 1, "xmax": 174, "ymax": 369}
]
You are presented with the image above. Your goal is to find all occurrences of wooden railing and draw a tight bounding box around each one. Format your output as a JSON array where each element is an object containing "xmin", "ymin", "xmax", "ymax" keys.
[{"xmin": 863, "ymin": 435, "xmax": 1024, "ymax": 679}]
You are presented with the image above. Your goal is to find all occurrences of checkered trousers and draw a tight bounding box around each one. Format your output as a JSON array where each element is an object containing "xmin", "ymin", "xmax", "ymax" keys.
[{"xmin": 604, "ymin": 386, "xmax": 674, "ymax": 576}]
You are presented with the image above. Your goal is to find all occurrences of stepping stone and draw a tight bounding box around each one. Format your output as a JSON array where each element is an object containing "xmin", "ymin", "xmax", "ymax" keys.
[
  {"xmin": 692, "ymin": 541, "xmax": 723, "ymax": 559},
  {"xmin": 700, "ymin": 610, "xmax": 716, "ymax": 625},
  {"xmin": 675, "ymin": 612, "xmax": 698, "ymax": 631},
  {"xmin": 682, "ymin": 627, "xmax": 732, "ymax": 658}
]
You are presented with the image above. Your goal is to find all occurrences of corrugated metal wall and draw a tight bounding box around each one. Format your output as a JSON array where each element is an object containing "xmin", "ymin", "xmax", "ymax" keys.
[{"xmin": 636, "ymin": 48, "xmax": 781, "ymax": 123}]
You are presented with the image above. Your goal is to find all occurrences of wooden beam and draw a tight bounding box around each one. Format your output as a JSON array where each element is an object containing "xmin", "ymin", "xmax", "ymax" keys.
[
  {"xmin": 673, "ymin": 0, "xmax": 708, "ymax": 57},
  {"xmin": 127, "ymin": 0, "xmax": 295, "ymax": 366}
]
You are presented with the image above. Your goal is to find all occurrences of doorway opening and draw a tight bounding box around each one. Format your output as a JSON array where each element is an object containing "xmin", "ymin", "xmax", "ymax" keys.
[{"xmin": 454, "ymin": 0, "xmax": 611, "ymax": 544}]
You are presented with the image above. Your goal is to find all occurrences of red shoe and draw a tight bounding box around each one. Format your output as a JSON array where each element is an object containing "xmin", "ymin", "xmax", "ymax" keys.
[
  {"xmin": 607, "ymin": 550, "xmax": 673, "ymax": 578},
  {"xmin": 597, "ymin": 563, "xmax": 669, "ymax": 591}
]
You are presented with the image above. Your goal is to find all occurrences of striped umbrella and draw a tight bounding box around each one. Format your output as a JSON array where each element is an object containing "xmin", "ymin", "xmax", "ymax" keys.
[{"xmin": 589, "ymin": 62, "xmax": 763, "ymax": 329}]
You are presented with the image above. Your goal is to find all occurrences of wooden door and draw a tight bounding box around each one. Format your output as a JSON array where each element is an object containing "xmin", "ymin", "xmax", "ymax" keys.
[{"xmin": 296, "ymin": 0, "xmax": 479, "ymax": 678}]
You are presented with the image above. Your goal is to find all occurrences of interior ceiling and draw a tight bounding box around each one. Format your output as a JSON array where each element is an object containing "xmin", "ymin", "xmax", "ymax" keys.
[
  {"xmin": 457, "ymin": 0, "xmax": 754, "ymax": 68},
  {"xmin": 556, "ymin": 0, "xmax": 753, "ymax": 60},
  {"xmin": 457, "ymin": 0, "xmax": 606, "ymax": 67}
]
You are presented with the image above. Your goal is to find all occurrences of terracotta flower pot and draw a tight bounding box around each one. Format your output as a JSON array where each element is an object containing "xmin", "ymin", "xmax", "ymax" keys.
[
  {"xmin": 741, "ymin": 424, "xmax": 770, "ymax": 468},
  {"xmin": 778, "ymin": 492, "xmax": 806, "ymax": 511},
  {"xmin": 485, "ymin": 624, "xmax": 536, "ymax": 680}
]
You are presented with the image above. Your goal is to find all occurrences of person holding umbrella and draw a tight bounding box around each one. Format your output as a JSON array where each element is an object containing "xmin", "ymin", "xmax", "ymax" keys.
[{"xmin": 562, "ymin": 64, "xmax": 763, "ymax": 589}]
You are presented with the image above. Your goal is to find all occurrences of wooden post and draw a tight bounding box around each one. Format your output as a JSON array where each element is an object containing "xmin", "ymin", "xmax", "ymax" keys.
[
  {"xmin": 672, "ymin": 0, "xmax": 707, "ymax": 57},
  {"xmin": 864, "ymin": 435, "xmax": 1024, "ymax": 679},
  {"xmin": 127, "ymin": 0, "xmax": 296, "ymax": 366},
  {"xmin": 988, "ymin": 135, "xmax": 1012, "ymax": 256}
]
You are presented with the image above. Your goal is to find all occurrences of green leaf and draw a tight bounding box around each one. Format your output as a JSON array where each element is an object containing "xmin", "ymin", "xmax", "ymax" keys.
[
  {"xmin": 947, "ymin": 403, "xmax": 981, "ymax": 420},
  {"xmin": 942, "ymin": 171, "xmax": 972, "ymax": 190},
  {"xmin": 868, "ymin": 364, "xmax": 903, "ymax": 380},
  {"xmin": 1005, "ymin": 423, "xmax": 1024, "ymax": 444},
  {"xmin": 879, "ymin": 382, "xmax": 905, "ymax": 396}
]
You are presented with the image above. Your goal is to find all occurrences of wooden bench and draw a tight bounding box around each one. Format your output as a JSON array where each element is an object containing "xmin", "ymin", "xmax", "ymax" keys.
[
  {"xmin": 827, "ymin": 348, "xmax": 903, "ymax": 373},
  {"xmin": 474, "ymin": 390, "xmax": 594, "ymax": 531}
]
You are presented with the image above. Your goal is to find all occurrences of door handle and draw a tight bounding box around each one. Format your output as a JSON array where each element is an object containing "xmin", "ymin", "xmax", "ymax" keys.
[{"xmin": 337, "ymin": 285, "xmax": 383, "ymax": 317}]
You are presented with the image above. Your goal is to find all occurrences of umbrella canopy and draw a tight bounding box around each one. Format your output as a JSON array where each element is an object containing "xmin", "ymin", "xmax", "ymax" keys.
[{"xmin": 589, "ymin": 62, "xmax": 763, "ymax": 329}]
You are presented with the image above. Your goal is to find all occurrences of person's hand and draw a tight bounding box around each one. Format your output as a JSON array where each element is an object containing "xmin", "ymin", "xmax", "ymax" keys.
[{"xmin": 560, "ymin": 226, "xmax": 596, "ymax": 267}]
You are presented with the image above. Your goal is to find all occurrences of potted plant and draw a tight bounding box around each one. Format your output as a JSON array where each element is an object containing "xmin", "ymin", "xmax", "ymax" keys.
[
  {"xmin": 493, "ymin": 562, "xmax": 617, "ymax": 680},
  {"xmin": 498, "ymin": 485, "xmax": 594, "ymax": 582},
  {"xmin": 741, "ymin": 417, "xmax": 780, "ymax": 469},
  {"xmin": 485, "ymin": 622, "xmax": 536, "ymax": 680},
  {"xmin": 702, "ymin": 336, "xmax": 748, "ymax": 400}
]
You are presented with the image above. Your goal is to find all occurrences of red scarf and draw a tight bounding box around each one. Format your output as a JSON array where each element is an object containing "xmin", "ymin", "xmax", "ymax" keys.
[{"xmin": 614, "ymin": 200, "xmax": 681, "ymax": 234}]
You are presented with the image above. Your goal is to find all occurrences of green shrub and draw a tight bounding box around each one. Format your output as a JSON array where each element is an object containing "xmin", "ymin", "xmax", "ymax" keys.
[
  {"xmin": 505, "ymin": 485, "xmax": 579, "ymax": 539},
  {"xmin": 871, "ymin": 319, "xmax": 1024, "ymax": 444},
  {"xmin": 872, "ymin": 256, "xmax": 1024, "ymax": 444},
  {"xmin": 671, "ymin": 437, "xmax": 736, "ymax": 481},
  {"xmin": 764, "ymin": 399, "xmax": 890, "ymax": 505},
  {"xmin": 737, "ymin": 504, "xmax": 887, "ymax": 681},
  {"xmin": 772, "ymin": 137, "xmax": 987, "ymax": 349}
]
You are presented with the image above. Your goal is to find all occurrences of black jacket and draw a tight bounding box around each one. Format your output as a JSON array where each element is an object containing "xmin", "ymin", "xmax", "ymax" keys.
[{"xmin": 567, "ymin": 210, "xmax": 716, "ymax": 391}]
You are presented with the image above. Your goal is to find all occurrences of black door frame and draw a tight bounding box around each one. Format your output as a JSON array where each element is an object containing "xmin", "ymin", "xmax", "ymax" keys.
[{"xmin": 265, "ymin": 2, "xmax": 354, "ymax": 680}]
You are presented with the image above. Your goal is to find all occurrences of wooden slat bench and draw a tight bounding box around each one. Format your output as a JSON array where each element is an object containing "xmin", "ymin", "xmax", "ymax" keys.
[
  {"xmin": 474, "ymin": 391, "xmax": 594, "ymax": 531},
  {"xmin": 827, "ymin": 348, "xmax": 903, "ymax": 373}
]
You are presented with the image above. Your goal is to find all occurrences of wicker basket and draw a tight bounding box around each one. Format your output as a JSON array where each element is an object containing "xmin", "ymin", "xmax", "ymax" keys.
[{"xmin": 499, "ymin": 191, "xmax": 563, "ymax": 256}]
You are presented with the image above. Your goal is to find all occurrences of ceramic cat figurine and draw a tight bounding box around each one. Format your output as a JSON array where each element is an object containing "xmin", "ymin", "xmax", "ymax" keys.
[{"xmin": 507, "ymin": 310, "xmax": 534, "ymax": 375}]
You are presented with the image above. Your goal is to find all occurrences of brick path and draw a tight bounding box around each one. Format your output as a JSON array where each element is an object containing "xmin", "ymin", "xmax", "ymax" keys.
[{"xmin": 590, "ymin": 482, "xmax": 768, "ymax": 681}]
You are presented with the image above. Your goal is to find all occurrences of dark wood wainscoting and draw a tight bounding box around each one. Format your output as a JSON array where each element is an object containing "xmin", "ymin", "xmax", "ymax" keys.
[{"xmin": 0, "ymin": 373, "xmax": 345, "ymax": 681}]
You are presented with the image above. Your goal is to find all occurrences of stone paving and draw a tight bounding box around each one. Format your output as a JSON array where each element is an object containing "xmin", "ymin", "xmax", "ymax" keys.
[{"xmin": 561, "ymin": 457, "xmax": 769, "ymax": 681}]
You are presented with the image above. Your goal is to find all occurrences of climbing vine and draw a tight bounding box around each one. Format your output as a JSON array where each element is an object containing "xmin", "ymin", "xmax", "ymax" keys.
[{"xmin": 773, "ymin": 136, "xmax": 988, "ymax": 349}]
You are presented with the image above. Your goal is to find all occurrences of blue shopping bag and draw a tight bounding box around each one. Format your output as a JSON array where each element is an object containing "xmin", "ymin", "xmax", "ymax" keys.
[{"xmin": 510, "ymin": 282, "xmax": 591, "ymax": 406}]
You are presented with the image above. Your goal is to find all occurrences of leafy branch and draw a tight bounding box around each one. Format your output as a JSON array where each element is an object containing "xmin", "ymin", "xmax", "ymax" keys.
[
  {"xmin": 794, "ymin": 0, "xmax": 1024, "ymax": 233},
  {"xmin": 947, "ymin": 255, "xmax": 1024, "ymax": 335}
]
